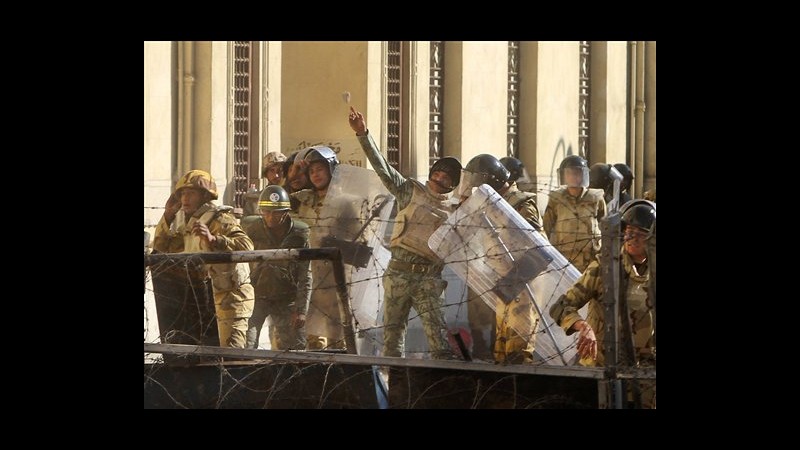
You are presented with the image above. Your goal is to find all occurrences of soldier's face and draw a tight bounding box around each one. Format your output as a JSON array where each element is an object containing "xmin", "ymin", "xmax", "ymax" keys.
[
  {"xmin": 565, "ymin": 167, "xmax": 584, "ymax": 187},
  {"xmin": 180, "ymin": 188, "xmax": 205, "ymax": 216},
  {"xmin": 265, "ymin": 165, "xmax": 283, "ymax": 185},
  {"xmin": 623, "ymin": 225, "xmax": 648, "ymax": 259},
  {"xmin": 308, "ymin": 162, "xmax": 332, "ymax": 191},
  {"xmin": 429, "ymin": 170, "xmax": 454, "ymax": 194},
  {"xmin": 262, "ymin": 210, "xmax": 289, "ymax": 229}
]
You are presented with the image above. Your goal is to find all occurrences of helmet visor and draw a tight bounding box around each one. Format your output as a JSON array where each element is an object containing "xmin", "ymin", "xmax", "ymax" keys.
[
  {"xmin": 559, "ymin": 166, "xmax": 589, "ymax": 188},
  {"xmin": 456, "ymin": 170, "xmax": 496, "ymax": 198}
]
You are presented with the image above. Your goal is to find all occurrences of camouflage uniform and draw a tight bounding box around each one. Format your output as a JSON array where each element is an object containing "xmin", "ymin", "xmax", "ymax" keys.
[
  {"xmin": 543, "ymin": 187, "xmax": 606, "ymax": 272},
  {"xmin": 153, "ymin": 201, "xmax": 255, "ymax": 349},
  {"xmin": 242, "ymin": 215, "xmax": 311, "ymax": 350},
  {"xmin": 549, "ymin": 248, "xmax": 655, "ymax": 408},
  {"xmin": 292, "ymin": 188, "xmax": 361, "ymax": 350},
  {"xmin": 483, "ymin": 183, "xmax": 547, "ymax": 364},
  {"xmin": 357, "ymin": 133, "xmax": 456, "ymax": 359}
]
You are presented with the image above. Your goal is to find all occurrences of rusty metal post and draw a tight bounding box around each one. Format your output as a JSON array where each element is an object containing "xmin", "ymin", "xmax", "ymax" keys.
[{"xmin": 600, "ymin": 210, "xmax": 623, "ymax": 409}]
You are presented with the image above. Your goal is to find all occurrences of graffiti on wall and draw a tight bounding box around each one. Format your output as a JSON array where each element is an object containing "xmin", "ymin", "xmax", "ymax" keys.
[{"xmin": 289, "ymin": 138, "xmax": 363, "ymax": 167}]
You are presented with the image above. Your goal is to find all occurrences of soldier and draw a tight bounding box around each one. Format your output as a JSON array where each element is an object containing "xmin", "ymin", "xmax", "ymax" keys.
[
  {"xmin": 549, "ymin": 200, "xmax": 656, "ymax": 407},
  {"xmin": 242, "ymin": 185, "xmax": 312, "ymax": 350},
  {"xmin": 291, "ymin": 146, "xmax": 361, "ymax": 351},
  {"xmin": 497, "ymin": 156, "xmax": 544, "ymax": 233},
  {"xmin": 460, "ymin": 154, "xmax": 539, "ymax": 364},
  {"xmin": 457, "ymin": 154, "xmax": 509, "ymax": 360},
  {"xmin": 613, "ymin": 163, "xmax": 634, "ymax": 205},
  {"xmin": 349, "ymin": 106, "xmax": 460, "ymax": 360},
  {"xmin": 244, "ymin": 151, "xmax": 288, "ymax": 217},
  {"xmin": 153, "ymin": 169, "xmax": 255, "ymax": 348},
  {"xmin": 589, "ymin": 163, "xmax": 613, "ymax": 204},
  {"xmin": 543, "ymin": 155, "xmax": 607, "ymax": 272},
  {"xmin": 282, "ymin": 151, "xmax": 313, "ymax": 195}
]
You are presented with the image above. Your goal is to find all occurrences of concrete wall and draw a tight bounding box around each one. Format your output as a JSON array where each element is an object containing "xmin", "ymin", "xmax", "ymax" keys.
[
  {"xmin": 144, "ymin": 41, "xmax": 175, "ymax": 227},
  {"xmin": 281, "ymin": 41, "xmax": 374, "ymax": 168},
  {"xmin": 444, "ymin": 42, "xmax": 508, "ymax": 165},
  {"xmin": 589, "ymin": 41, "xmax": 628, "ymax": 166},
  {"xmin": 643, "ymin": 41, "xmax": 656, "ymax": 194},
  {"xmin": 518, "ymin": 41, "xmax": 580, "ymax": 212}
]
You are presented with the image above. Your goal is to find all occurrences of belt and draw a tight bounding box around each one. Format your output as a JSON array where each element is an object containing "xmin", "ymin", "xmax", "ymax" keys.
[{"xmin": 387, "ymin": 259, "xmax": 443, "ymax": 275}]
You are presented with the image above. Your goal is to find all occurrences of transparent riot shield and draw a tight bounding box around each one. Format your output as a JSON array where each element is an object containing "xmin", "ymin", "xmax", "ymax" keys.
[
  {"xmin": 302, "ymin": 164, "xmax": 395, "ymax": 345},
  {"xmin": 429, "ymin": 184, "xmax": 586, "ymax": 365}
]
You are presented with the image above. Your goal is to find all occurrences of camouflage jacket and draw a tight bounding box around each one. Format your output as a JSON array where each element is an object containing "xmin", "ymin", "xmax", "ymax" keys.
[
  {"xmin": 549, "ymin": 248, "xmax": 653, "ymax": 366},
  {"xmin": 503, "ymin": 183, "xmax": 543, "ymax": 232},
  {"xmin": 542, "ymin": 187, "xmax": 606, "ymax": 271},
  {"xmin": 241, "ymin": 216, "xmax": 312, "ymax": 315},
  {"xmin": 153, "ymin": 203, "xmax": 255, "ymax": 319},
  {"xmin": 357, "ymin": 132, "xmax": 454, "ymax": 264}
]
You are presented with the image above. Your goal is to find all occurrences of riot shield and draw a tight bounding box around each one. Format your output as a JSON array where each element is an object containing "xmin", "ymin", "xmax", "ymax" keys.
[
  {"xmin": 296, "ymin": 164, "xmax": 394, "ymax": 345},
  {"xmin": 429, "ymin": 184, "xmax": 586, "ymax": 365},
  {"xmin": 318, "ymin": 164, "xmax": 394, "ymax": 335}
]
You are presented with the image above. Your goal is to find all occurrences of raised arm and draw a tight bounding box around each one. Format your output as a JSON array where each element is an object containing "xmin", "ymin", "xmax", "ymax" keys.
[{"xmin": 349, "ymin": 107, "xmax": 408, "ymax": 201}]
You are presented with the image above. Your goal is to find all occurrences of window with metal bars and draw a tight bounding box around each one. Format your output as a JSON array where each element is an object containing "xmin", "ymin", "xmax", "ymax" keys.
[
  {"xmin": 386, "ymin": 41, "xmax": 402, "ymax": 172},
  {"xmin": 232, "ymin": 41, "xmax": 252, "ymax": 209},
  {"xmin": 579, "ymin": 41, "xmax": 591, "ymax": 159},
  {"xmin": 429, "ymin": 41, "xmax": 445, "ymax": 169},
  {"xmin": 507, "ymin": 41, "xmax": 520, "ymax": 158}
]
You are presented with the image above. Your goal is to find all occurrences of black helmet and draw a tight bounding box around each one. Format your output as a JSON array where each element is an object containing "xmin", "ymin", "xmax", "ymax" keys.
[
  {"xmin": 620, "ymin": 199, "xmax": 656, "ymax": 234},
  {"xmin": 613, "ymin": 163, "xmax": 634, "ymax": 192},
  {"xmin": 589, "ymin": 163, "xmax": 612, "ymax": 190},
  {"xmin": 429, "ymin": 156, "xmax": 462, "ymax": 190},
  {"xmin": 258, "ymin": 185, "xmax": 292, "ymax": 212},
  {"xmin": 558, "ymin": 154, "xmax": 589, "ymax": 188},
  {"xmin": 300, "ymin": 145, "xmax": 339, "ymax": 174},
  {"xmin": 463, "ymin": 154, "xmax": 510, "ymax": 191},
  {"xmin": 499, "ymin": 156, "xmax": 525, "ymax": 183}
]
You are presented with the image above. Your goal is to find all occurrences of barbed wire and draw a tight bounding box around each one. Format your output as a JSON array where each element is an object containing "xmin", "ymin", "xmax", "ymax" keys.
[{"xmin": 144, "ymin": 185, "xmax": 654, "ymax": 408}]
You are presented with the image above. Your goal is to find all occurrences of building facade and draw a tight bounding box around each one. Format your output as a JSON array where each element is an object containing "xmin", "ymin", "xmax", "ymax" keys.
[{"xmin": 145, "ymin": 40, "xmax": 655, "ymax": 227}]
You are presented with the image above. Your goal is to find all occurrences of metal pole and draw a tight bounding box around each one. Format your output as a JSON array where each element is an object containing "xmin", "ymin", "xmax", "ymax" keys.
[
  {"xmin": 480, "ymin": 213, "xmax": 568, "ymax": 365},
  {"xmin": 600, "ymin": 212, "xmax": 623, "ymax": 409},
  {"xmin": 144, "ymin": 343, "xmax": 607, "ymax": 379}
]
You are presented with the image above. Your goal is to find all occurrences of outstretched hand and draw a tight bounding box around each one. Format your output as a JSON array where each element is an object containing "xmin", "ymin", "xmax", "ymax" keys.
[{"xmin": 348, "ymin": 106, "xmax": 367, "ymax": 136}]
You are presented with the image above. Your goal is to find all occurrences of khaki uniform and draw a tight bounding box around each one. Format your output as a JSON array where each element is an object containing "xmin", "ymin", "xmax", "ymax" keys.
[
  {"xmin": 542, "ymin": 187, "xmax": 606, "ymax": 272},
  {"xmin": 292, "ymin": 188, "xmax": 360, "ymax": 350},
  {"xmin": 549, "ymin": 249, "xmax": 655, "ymax": 408},
  {"xmin": 242, "ymin": 216, "xmax": 312, "ymax": 350},
  {"xmin": 357, "ymin": 133, "xmax": 456, "ymax": 359},
  {"xmin": 489, "ymin": 184, "xmax": 544, "ymax": 364},
  {"xmin": 153, "ymin": 203, "xmax": 255, "ymax": 348}
]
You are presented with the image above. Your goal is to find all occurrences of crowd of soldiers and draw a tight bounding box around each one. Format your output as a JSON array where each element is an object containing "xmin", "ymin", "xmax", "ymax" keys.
[{"xmin": 149, "ymin": 106, "xmax": 656, "ymax": 407}]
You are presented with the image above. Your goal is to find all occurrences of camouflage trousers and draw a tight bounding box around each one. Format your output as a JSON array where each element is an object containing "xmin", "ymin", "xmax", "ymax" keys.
[
  {"xmin": 494, "ymin": 298, "xmax": 536, "ymax": 364},
  {"xmin": 382, "ymin": 268, "xmax": 455, "ymax": 359},
  {"xmin": 246, "ymin": 298, "xmax": 307, "ymax": 350},
  {"xmin": 217, "ymin": 317, "xmax": 248, "ymax": 348}
]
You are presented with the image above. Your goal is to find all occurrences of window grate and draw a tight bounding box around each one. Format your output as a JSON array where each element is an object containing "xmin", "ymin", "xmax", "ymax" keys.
[
  {"xmin": 232, "ymin": 41, "xmax": 252, "ymax": 208},
  {"xmin": 429, "ymin": 41, "xmax": 444, "ymax": 169},
  {"xmin": 507, "ymin": 41, "xmax": 520, "ymax": 158},
  {"xmin": 386, "ymin": 41, "xmax": 402, "ymax": 171},
  {"xmin": 579, "ymin": 41, "xmax": 591, "ymax": 159}
]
